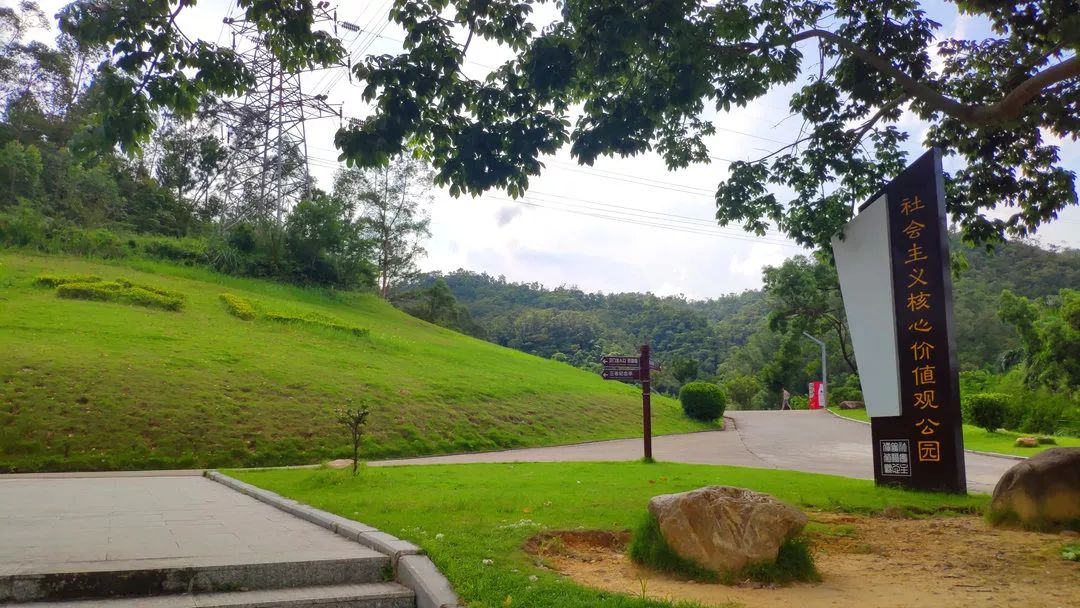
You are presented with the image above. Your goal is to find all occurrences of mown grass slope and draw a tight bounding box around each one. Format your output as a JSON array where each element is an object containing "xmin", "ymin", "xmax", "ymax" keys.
[{"xmin": 0, "ymin": 253, "xmax": 714, "ymax": 472}]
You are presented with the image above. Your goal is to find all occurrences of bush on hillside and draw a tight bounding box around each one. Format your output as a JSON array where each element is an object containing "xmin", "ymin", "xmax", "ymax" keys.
[
  {"xmin": 55, "ymin": 281, "xmax": 185, "ymax": 312},
  {"xmin": 679, "ymin": 381, "xmax": 727, "ymax": 421},
  {"xmin": 220, "ymin": 293, "xmax": 257, "ymax": 320},
  {"xmin": 964, "ymin": 393, "xmax": 1009, "ymax": 432},
  {"xmin": 137, "ymin": 237, "xmax": 206, "ymax": 264},
  {"xmin": 113, "ymin": 279, "xmax": 184, "ymax": 300},
  {"xmin": 788, "ymin": 395, "xmax": 809, "ymax": 410},
  {"xmin": 264, "ymin": 311, "xmax": 369, "ymax": 337},
  {"xmin": 50, "ymin": 227, "xmax": 126, "ymax": 258},
  {"xmin": 34, "ymin": 274, "xmax": 102, "ymax": 288}
]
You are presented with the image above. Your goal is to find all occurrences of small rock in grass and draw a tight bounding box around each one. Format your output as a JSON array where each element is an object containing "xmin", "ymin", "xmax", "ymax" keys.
[
  {"xmin": 482, "ymin": 559, "xmax": 493, "ymax": 566},
  {"xmin": 1014, "ymin": 437, "xmax": 1039, "ymax": 448}
]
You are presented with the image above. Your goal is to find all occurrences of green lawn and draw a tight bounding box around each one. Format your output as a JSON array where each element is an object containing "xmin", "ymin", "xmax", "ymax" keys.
[
  {"xmin": 231, "ymin": 462, "xmax": 990, "ymax": 608},
  {"xmin": 827, "ymin": 407, "xmax": 1080, "ymax": 456},
  {"xmin": 0, "ymin": 252, "xmax": 715, "ymax": 472}
]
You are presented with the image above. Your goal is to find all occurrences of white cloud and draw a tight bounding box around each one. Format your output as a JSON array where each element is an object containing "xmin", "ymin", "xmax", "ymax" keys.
[{"xmin": 494, "ymin": 205, "xmax": 524, "ymax": 227}]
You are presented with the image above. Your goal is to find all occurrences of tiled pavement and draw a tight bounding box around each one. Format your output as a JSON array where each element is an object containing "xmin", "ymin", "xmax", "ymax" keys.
[{"xmin": 0, "ymin": 475, "xmax": 378, "ymax": 573}]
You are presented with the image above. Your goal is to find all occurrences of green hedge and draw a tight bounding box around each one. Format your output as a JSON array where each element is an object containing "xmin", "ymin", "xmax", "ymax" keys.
[
  {"xmin": 55, "ymin": 281, "xmax": 185, "ymax": 312},
  {"xmin": 679, "ymin": 381, "xmax": 727, "ymax": 421},
  {"xmin": 220, "ymin": 293, "xmax": 256, "ymax": 320},
  {"xmin": 34, "ymin": 274, "xmax": 102, "ymax": 288},
  {"xmin": 264, "ymin": 311, "xmax": 369, "ymax": 337},
  {"xmin": 963, "ymin": 392, "xmax": 1010, "ymax": 432}
]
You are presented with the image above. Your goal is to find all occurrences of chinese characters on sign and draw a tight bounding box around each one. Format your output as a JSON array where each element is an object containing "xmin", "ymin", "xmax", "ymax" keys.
[
  {"xmin": 873, "ymin": 149, "xmax": 966, "ymax": 493},
  {"xmin": 901, "ymin": 195, "xmax": 942, "ymax": 461},
  {"xmin": 880, "ymin": 440, "xmax": 911, "ymax": 476}
]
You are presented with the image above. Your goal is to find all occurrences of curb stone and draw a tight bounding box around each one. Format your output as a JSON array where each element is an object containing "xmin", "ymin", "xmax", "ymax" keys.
[
  {"xmin": 821, "ymin": 408, "xmax": 1028, "ymax": 461},
  {"xmin": 205, "ymin": 471, "xmax": 463, "ymax": 607}
]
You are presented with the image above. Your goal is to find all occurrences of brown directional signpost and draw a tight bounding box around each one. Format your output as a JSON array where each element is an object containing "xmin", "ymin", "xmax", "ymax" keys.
[{"xmin": 601, "ymin": 345, "xmax": 655, "ymax": 459}]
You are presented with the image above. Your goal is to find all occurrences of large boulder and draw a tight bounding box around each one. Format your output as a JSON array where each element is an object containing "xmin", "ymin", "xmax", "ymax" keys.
[
  {"xmin": 838, "ymin": 401, "xmax": 865, "ymax": 410},
  {"xmin": 991, "ymin": 447, "xmax": 1080, "ymax": 529},
  {"xmin": 647, "ymin": 486, "xmax": 808, "ymax": 573}
]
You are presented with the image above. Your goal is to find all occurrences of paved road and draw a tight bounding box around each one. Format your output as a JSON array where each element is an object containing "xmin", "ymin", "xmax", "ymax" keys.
[
  {"xmin": 0, "ymin": 475, "xmax": 378, "ymax": 574},
  {"xmin": 373, "ymin": 410, "xmax": 1017, "ymax": 493}
]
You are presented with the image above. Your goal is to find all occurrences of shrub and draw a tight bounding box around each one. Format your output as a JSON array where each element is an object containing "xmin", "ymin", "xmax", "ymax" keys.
[
  {"xmin": 0, "ymin": 203, "xmax": 48, "ymax": 247},
  {"xmin": 789, "ymin": 395, "xmax": 809, "ymax": 410},
  {"xmin": 1037, "ymin": 436, "xmax": 1057, "ymax": 445},
  {"xmin": 221, "ymin": 293, "xmax": 256, "ymax": 320},
  {"xmin": 51, "ymin": 227, "xmax": 126, "ymax": 258},
  {"xmin": 830, "ymin": 383, "xmax": 864, "ymax": 404},
  {"xmin": 34, "ymin": 274, "xmax": 102, "ymax": 288},
  {"xmin": 264, "ymin": 311, "xmax": 369, "ymax": 337},
  {"xmin": 965, "ymin": 393, "xmax": 1010, "ymax": 432},
  {"xmin": 138, "ymin": 237, "xmax": 205, "ymax": 264},
  {"xmin": 55, "ymin": 281, "xmax": 185, "ymax": 312},
  {"xmin": 114, "ymin": 279, "xmax": 185, "ymax": 300},
  {"xmin": 679, "ymin": 381, "xmax": 727, "ymax": 421}
]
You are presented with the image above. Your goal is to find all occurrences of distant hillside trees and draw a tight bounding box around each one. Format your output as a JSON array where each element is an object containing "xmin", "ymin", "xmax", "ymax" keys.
[
  {"xmin": 394, "ymin": 278, "xmax": 486, "ymax": 338},
  {"xmin": 999, "ymin": 288, "xmax": 1080, "ymax": 391}
]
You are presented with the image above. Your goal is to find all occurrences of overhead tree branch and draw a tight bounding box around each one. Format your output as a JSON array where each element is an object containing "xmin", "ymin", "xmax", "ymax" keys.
[{"xmin": 719, "ymin": 29, "xmax": 1080, "ymax": 127}]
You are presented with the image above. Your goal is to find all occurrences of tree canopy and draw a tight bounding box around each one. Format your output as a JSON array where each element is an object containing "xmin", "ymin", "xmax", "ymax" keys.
[{"xmin": 62, "ymin": 0, "xmax": 1079, "ymax": 248}]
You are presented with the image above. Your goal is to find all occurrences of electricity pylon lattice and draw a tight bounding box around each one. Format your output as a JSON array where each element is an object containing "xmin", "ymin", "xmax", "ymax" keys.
[{"xmin": 218, "ymin": 4, "xmax": 341, "ymax": 226}]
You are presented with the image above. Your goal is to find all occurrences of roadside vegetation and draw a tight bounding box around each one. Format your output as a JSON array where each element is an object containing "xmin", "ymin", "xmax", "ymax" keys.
[
  {"xmin": 230, "ymin": 462, "xmax": 989, "ymax": 608},
  {"xmin": 827, "ymin": 407, "xmax": 1080, "ymax": 457}
]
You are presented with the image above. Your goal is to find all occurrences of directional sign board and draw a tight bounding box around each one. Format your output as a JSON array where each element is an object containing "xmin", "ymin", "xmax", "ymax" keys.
[
  {"xmin": 602, "ymin": 368, "xmax": 641, "ymax": 381},
  {"xmin": 599, "ymin": 345, "xmax": 654, "ymax": 460},
  {"xmin": 602, "ymin": 356, "xmax": 661, "ymax": 370}
]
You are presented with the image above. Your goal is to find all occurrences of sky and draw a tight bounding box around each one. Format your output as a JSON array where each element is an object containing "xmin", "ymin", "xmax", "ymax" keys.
[{"xmin": 28, "ymin": 0, "xmax": 1080, "ymax": 300}]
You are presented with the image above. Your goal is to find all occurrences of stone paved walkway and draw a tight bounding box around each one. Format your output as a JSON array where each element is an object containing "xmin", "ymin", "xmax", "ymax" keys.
[{"xmin": 0, "ymin": 476, "xmax": 378, "ymax": 574}]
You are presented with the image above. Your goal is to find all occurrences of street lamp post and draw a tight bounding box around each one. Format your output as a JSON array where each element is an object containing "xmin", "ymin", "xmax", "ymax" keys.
[{"xmin": 803, "ymin": 332, "xmax": 827, "ymax": 407}]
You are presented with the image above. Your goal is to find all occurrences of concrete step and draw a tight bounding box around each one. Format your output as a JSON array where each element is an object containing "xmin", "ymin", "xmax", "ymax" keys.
[
  {"xmin": 2, "ymin": 553, "xmax": 391, "ymax": 603},
  {"xmin": 0, "ymin": 582, "xmax": 415, "ymax": 608}
]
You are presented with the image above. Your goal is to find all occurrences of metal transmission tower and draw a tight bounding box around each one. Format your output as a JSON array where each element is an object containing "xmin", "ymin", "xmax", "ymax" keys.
[{"xmin": 218, "ymin": 3, "xmax": 342, "ymax": 226}]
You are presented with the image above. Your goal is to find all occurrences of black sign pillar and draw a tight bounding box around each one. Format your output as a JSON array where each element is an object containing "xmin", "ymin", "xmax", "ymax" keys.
[{"xmin": 870, "ymin": 149, "xmax": 966, "ymax": 493}]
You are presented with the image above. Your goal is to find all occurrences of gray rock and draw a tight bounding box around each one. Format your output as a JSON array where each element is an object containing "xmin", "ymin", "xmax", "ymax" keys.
[
  {"xmin": 991, "ymin": 447, "xmax": 1080, "ymax": 529},
  {"xmin": 647, "ymin": 485, "xmax": 808, "ymax": 573},
  {"xmin": 838, "ymin": 401, "xmax": 865, "ymax": 410}
]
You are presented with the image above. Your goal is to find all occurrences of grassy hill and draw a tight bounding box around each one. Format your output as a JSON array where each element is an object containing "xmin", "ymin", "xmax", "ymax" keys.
[{"xmin": 0, "ymin": 253, "xmax": 713, "ymax": 472}]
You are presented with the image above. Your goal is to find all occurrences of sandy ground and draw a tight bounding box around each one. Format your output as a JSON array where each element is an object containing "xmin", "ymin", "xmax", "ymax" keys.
[{"xmin": 527, "ymin": 514, "xmax": 1080, "ymax": 608}]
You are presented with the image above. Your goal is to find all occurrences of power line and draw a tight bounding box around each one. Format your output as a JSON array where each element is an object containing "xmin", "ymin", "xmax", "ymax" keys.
[
  {"xmin": 304, "ymin": 152, "xmax": 794, "ymax": 243},
  {"xmin": 487, "ymin": 194, "xmax": 801, "ymax": 248},
  {"xmin": 525, "ymin": 189, "xmax": 788, "ymax": 238}
]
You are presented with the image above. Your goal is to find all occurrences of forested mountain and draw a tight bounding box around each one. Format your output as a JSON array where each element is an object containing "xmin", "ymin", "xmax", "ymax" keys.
[{"xmin": 399, "ymin": 237, "xmax": 1080, "ymax": 400}]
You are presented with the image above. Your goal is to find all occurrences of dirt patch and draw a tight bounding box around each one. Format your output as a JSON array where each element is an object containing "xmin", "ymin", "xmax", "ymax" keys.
[{"xmin": 526, "ymin": 514, "xmax": 1079, "ymax": 608}]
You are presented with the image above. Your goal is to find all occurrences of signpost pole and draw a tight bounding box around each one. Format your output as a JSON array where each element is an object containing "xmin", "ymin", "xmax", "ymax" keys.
[{"xmin": 640, "ymin": 344, "xmax": 652, "ymax": 460}]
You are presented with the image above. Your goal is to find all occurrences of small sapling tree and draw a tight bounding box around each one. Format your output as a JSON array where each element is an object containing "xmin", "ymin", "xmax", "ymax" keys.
[{"xmin": 336, "ymin": 399, "xmax": 371, "ymax": 476}]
